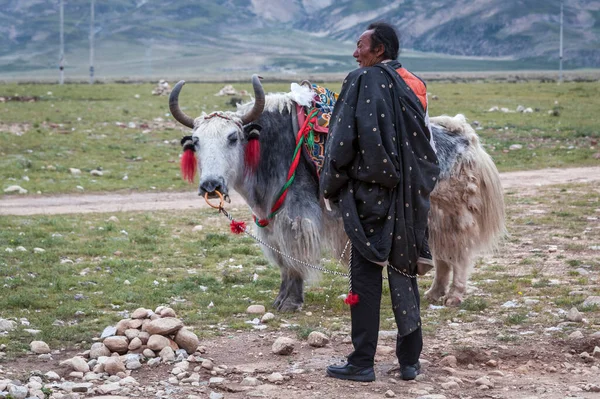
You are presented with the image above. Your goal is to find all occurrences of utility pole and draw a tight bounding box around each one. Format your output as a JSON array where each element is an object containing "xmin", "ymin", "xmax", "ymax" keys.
[
  {"xmin": 89, "ymin": 0, "xmax": 95, "ymax": 84},
  {"xmin": 559, "ymin": 1, "xmax": 563, "ymax": 84},
  {"xmin": 59, "ymin": 0, "xmax": 64, "ymax": 84}
]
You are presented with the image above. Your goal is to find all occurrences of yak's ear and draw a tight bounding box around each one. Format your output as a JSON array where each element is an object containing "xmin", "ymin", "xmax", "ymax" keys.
[
  {"xmin": 243, "ymin": 123, "xmax": 261, "ymax": 174},
  {"xmin": 243, "ymin": 123, "xmax": 262, "ymax": 140},
  {"xmin": 180, "ymin": 135, "xmax": 195, "ymax": 151}
]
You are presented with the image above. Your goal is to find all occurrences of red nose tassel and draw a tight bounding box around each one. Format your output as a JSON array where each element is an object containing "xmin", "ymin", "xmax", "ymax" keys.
[
  {"xmin": 344, "ymin": 291, "xmax": 359, "ymax": 306},
  {"xmin": 244, "ymin": 137, "xmax": 260, "ymax": 174},
  {"xmin": 230, "ymin": 220, "xmax": 247, "ymax": 234},
  {"xmin": 180, "ymin": 149, "xmax": 197, "ymax": 183}
]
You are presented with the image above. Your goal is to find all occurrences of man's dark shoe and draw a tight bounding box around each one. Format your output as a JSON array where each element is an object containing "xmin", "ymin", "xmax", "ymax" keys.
[
  {"xmin": 326, "ymin": 363, "xmax": 375, "ymax": 382},
  {"xmin": 400, "ymin": 362, "xmax": 421, "ymax": 381}
]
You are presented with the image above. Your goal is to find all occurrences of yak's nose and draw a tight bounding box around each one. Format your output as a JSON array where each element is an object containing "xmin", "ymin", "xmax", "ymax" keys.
[{"xmin": 199, "ymin": 177, "xmax": 227, "ymax": 197}]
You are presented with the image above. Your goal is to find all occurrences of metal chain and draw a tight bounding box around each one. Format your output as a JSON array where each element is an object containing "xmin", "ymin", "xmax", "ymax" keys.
[{"xmin": 219, "ymin": 208, "xmax": 417, "ymax": 280}]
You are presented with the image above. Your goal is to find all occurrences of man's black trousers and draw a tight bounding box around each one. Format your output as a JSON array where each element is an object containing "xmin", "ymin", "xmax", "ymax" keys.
[{"xmin": 347, "ymin": 247, "xmax": 423, "ymax": 368}]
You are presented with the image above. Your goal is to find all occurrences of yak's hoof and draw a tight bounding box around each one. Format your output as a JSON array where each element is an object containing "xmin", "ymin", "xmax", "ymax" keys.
[
  {"xmin": 277, "ymin": 299, "xmax": 303, "ymax": 313},
  {"xmin": 424, "ymin": 288, "xmax": 446, "ymax": 303},
  {"xmin": 443, "ymin": 295, "xmax": 462, "ymax": 307}
]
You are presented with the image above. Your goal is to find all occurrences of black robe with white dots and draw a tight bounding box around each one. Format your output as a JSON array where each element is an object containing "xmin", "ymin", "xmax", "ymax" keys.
[{"xmin": 321, "ymin": 60, "xmax": 440, "ymax": 277}]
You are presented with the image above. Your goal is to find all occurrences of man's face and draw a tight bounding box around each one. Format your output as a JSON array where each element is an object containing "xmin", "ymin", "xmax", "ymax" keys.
[{"xmin": 353, "ymin": 30, "xmax": 384, "ymax": 68}]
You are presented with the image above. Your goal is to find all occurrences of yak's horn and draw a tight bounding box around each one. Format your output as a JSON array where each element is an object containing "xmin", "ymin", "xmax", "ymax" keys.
[
  {"xmin": 241, "ymin": 75, "xmax": 265, "ymax": 125},
  {"xmin": 169, "ymin": 80, "xmax": 195, "ymax": 129}
]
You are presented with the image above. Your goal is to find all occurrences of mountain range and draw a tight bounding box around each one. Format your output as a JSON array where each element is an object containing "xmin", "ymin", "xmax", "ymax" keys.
[{"xmin": 0, "ymin": 0, "xmax": 598, "ymax": 81}]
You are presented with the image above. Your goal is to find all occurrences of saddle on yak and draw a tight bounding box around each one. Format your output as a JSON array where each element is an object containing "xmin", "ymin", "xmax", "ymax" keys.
[{"xmin": 294, "ymin": 83, "xmax": 338, "ymax": 178}]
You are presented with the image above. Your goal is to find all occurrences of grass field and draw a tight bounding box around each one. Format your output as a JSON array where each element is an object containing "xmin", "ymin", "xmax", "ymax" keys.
[
  {"xmin": 0, "ymin": 182, "xmax": 598, "ymax": 356},
  {"xmin": 1, "ymin": 80, "xmax": 599, "ymax": 195}
]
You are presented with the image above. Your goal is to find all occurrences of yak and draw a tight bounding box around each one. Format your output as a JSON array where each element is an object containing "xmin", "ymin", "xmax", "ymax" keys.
[{"xmin": 169, "ymin": 75, "xmax": 505, "ymax": 311}]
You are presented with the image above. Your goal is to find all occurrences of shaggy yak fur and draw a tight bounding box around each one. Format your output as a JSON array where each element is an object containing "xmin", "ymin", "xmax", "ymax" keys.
[{"xmin": 173, "ymin": 83, "xmax": 505, "ymax": 312}]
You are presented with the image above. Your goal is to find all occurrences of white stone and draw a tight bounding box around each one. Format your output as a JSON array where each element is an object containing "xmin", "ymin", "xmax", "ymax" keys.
[
  {"xmin": 583, "ymin": 296, "xmax": 600, "ymax": 307},
  {"xmin": 174, "ymin": 328, "xmax": 199, "ymax": 354},
  {"xmin": 69, "ymin": 168, "xmax": 81, "ymax": 175},
  {"xmin": 30, "ymin": 341, "xmax": 50, "ymax": 354},
  {"xmin": 441, "ymin": 381, "xmax": 460, "ymax": 389},
  {"xmin": 90, "ymin": 169, "xmax": 104, "ymax": 176},
  {"xmin": 103, "ymin": 336, "xmax": 129, "ymax": 354},
  {"xmin": 145, "ymin": 318, "xmax": 183, "ymax": 335},
  {"xmin": 45, "ymin": 371, "xmax": 60, "ymax": 381},
  {"xmin": 261, "ymin": 312, "xmax": 275, "ymax": 323},
  {"xmin": 566, "ymin": 307, "xmax": 583, "ymax": 322},
  {"xmin": 120, "ymin": 376, "xmax": 138, "ymax": 386},
  {"xmin": 192, "ymin": 225, "xmax": 203, "ymax": 232},
  {"xmin": 96, "ymin": 382, "xmax": 121, "ymax": 394},
  {"xmin": 209, "ymin": 392, "xmax": 224, "ymax": 399},
  {"xmin": 272, "ymin": 337, "xmax": 295, "ymax": 355},
  {"xmin": 241, "ymin": 376, "xmax": 260, "ymax": 386},
  {"xmin": 90, "ymin": 342, "xmax": 111, "ymax": 359},
  {"xmin": 128, "ymin": 337, "xmax": 142, "ymax": 351},
  {"xmin": 100, "ymin": 325, "xmax": 117, "ymax": 339},
  {"xmin": 131, "ymin": 307, "xmax": 149, "ymax": 319},
  {"xmin": 148, "ymin": 334, "xmax": 171, "ymax": 351},
  {"xmin": 102, "ymin": 357, "xmax": 124, "ymax": 374},
  {"xmin": 246, "ymin": 305, "xmax": 266, "ymax": 314},
  {"xmin": 8, "ymin": 385, "xmax": 29, "ymax": 399},
  {"xmin": 126, "ymin": 359, "xmax": 142, "ymax": 370},
  {"xmin": 569, "ymin": 330, "xmax": 585, "ymax": 339},
  {"xmin": 0, "ymin": 318, "xmax": 17, "ymax": 332},
  {"xmin": 209, "ymin": 377, "xmax": 225, "ymax": 386},
  {"xmin": 159, "ymin": 346, "xmax": 176, "ymax": 362},
  {"xmin": 475, "ymin": 376, "xmax": 494, "ymax": 387},
  {"xmin": 4, "ymin": 185, "xmax": 27, "ymax": 194},
  {"xmin": 60, "ymin": 356, "xmax": 90, "ymax": 372},
  {"xmin": 307, "ymin": 331, "xmax": 329, "ymax": 347},
  {"xmin": 267, "ymin": 372, "xmax": 284, "ymax": 383}
]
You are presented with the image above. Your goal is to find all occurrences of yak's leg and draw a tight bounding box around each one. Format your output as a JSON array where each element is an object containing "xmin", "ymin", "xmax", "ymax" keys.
[
  {"xmin": 443, "ymin": 259, "xmax": 472, "ymax": 307},
  {"xmin": 424, "ymin": 258, "xmax": 451, "ymax": 303},
  {"xmin": 273, "ymin": 267, "xmax": 291, "ymax": 310},
  {"xmin": 272, "ymin": 267, "xmax": 304, "ymax": 312},
  {"xmin": 277, "ymin": 272, "xmax": 304, "ymax": 312}
]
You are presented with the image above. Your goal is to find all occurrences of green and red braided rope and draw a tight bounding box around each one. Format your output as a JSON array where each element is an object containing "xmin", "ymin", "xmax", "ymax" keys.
[{"xmin": 253, "ymin": 108, "xmax": 319, "ymax": 227}]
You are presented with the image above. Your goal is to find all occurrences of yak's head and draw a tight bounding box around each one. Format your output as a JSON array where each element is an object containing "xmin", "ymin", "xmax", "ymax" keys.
[{"xmin": 169, "ymin": 75, "xmax": 265, "ymax": 200}]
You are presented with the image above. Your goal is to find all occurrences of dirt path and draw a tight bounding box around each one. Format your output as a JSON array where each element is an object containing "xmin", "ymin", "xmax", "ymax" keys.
[{"xmin": 1, "ymin": 166, "xmax": 599, "ymax": 216}]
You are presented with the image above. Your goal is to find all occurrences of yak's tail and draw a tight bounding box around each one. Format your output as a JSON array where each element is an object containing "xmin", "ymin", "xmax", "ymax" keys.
[{"xmin": 428, "ymin": 114, "xmax": 506, "ymax": 265}]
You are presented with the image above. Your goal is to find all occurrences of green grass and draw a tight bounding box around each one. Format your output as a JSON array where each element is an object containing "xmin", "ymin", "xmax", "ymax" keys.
[{"xmin": 1, "ymin": 80, "xmax": 599, "ymax": 196}]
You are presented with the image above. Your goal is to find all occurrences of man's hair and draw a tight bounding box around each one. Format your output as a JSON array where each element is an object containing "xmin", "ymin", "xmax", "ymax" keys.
[{"xmin": 366, "ymin": 21, "xmax": 400, "ymax": 60}]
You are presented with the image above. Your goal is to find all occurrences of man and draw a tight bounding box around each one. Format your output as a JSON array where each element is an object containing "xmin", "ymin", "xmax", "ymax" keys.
[{"xmin": 320, "ymin": 22, "xmax": 439, "ymax": 382}]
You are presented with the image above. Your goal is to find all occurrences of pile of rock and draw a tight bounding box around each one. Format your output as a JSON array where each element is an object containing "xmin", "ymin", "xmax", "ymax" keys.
[
  {"xmin": 152, "ymin": 79, "xmax": 171, "ymax": 96},
  {"xmin": 86, "ymin": 306, "xmax": 200, "ymax": 374},
  {"xmin": 0, "ymin": 307, "xmax": 210, "ymax": 398},
  {"xmin": 487, "ymin": 105, "xmax": 534, "ymax": 113},
  {"xmin": 214, "ymin": 85, "xmax": 248, "ymax": 97}
]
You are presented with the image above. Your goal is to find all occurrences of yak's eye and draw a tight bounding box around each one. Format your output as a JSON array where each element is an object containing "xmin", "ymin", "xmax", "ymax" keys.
[{"xmin": 227, "ymin": 132, "xmax": 238, "ymax": 146}]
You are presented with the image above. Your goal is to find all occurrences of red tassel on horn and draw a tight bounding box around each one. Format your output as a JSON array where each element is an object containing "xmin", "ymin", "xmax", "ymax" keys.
[
  {"xmin": 244, "ymin": 137, "xmax": 260, "ymax": 174},
  {"xmin": 180, "ymin": 149, "xmax": 197, "ymax": 183},
  {"xmin": 344, "ymin": 291, "xmax": 359, "ymax": 306}
]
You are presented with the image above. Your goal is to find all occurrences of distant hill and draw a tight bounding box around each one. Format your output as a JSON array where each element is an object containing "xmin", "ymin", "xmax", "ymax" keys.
[{"xmin": 0, "ymin": 0, "xmax": 597, "ymax": 81}]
